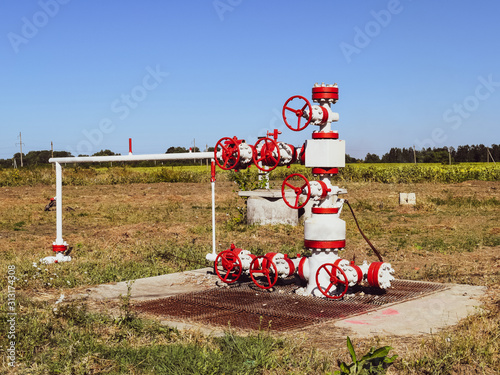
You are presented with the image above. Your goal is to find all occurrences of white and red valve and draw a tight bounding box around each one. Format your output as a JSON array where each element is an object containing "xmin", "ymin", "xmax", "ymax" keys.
[
  {"xmin": 214, "ymin": 136, "xmax": 254, "ymax": 171},
  {"xmin": 281, "ymin": 173, "xmax": 347, "ymax": 210},
  {"xmin": 282, "ymin": 83, "xmax": 340, "ymax": 134},
  {"xmin": 214, "ymin": 130, "xmax": 297, "ymax": 172},
  {"xmin": 213, "ymin": 82, "xmax": 396, "ymax": 299},
  {"xmin": 213, "ymin": 245, "xmax": 394, "ymax": 298},
  {"xmin": 213, "ymin": 244, "xmax": 299, "ymax": 290}
]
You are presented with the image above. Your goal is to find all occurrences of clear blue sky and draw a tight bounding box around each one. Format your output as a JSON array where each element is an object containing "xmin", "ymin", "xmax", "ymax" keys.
[{"xmin": 1, "ymin": 0, "xmax": 499, "ymax": 160}]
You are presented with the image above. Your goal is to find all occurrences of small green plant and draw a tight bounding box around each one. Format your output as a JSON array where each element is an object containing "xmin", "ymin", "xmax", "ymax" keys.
[
  {"xmin": 115, "ymin": 280, "xmax": 142, "ymax": 329},
  {"xmin": 13, "ymin": 220, "xmax": 26, "ymax": 231},
  {"xmin": 229, "ymin": 168, "xmax": 268, "ymax": 191},
  {"xmin": 335, "ymin": 336, "xmax": 397, "ymax": 375}
]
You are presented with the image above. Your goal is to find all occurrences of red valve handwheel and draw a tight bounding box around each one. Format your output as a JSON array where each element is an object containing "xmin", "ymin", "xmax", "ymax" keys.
[
  {"xmin": 249, "ymin": 256, "xmax": 278, "ymax": 290},
  {"xmin": 281, "ymin": 173, "xmax": 311, "ymax": 209},
  {"xmin": 315, "ymin": 263, "xmax": 349, "ymax": 300},
  {"xmin": 214, "ymin": 250, "xmax": 242, "ymax": 284},
  {"xmin": 253, "ymin": 137, "xmax": 280, "ymax": 172},
  {"xmin": 214, "ymin": 137, "xmax": 240, "ymax": 170},
  {"xmin": 282, "ymin": 95, "xmax": 313, "ymax": 131}
]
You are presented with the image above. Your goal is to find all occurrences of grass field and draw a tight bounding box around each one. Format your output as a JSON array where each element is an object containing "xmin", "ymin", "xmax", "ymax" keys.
[
  {"xmin": 0, "ymin": 169, "xmax": 499, "ymax": 373},
  {"xmin": 0, "ymin": 162, "xmax": 499, "ymax": 187}
]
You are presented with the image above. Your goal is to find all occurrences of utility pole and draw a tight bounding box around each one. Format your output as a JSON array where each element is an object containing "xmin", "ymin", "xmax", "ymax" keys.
[
  {"xmin": 487, "ymin": 147, "xmax": 496, "ymax": 164},
  {"xmin": 51, "ymin": 141, "xmax": 54, "ymax": 170},
  {"xmin": 16, "ymin": 132, "xmax": 24, "ymax": 167},
  {"xmin": 412, "ymin": 145, "xmax": 417, "ymax": 164},
  {"xmin": 448, "ymin": 147, "xmax": 452, "ymax": 165}
]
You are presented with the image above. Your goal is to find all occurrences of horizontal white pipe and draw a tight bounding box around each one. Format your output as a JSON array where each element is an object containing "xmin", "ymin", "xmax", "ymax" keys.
[{"xmin": 49, "ymin": 152, "xmax": 214, "ymax": 164}]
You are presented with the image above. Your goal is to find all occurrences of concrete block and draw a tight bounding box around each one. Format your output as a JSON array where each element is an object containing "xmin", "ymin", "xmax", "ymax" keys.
[
  {"xmin": 407, "ymin": 193, "xmax": 416, "ymax": 205},
  {"xmin": 246, "ymin": 196, "xmax": 298, "ymax": 226},
  {"xmin": 239, "ymin": 189, "xmax": 299, "ymax": 226},
  {"xmin": 399, "ymin": 193, "xmax": 416, "ymax": 205},
  {"xmin": 304, "ymin": 139, "xmax": 345, "ymax": 168}
]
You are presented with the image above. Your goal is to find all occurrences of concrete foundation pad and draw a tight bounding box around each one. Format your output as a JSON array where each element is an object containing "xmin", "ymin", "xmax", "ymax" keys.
[
  {"xmin": 77, "ymin": 269, "xmax": 486, "ymax": 338},
  {"xmin": 75, "ymin": 267, "xmax": 218, "ymax": 301},
  {"xmin": 335, "ymin": 283, "xmax": 486, "ymax": 337}
]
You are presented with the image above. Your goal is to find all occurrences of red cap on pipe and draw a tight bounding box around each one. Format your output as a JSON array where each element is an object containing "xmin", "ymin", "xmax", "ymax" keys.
[{"xmin": 211, "ymin": 161, "xmax": 216, "ymax": 182}]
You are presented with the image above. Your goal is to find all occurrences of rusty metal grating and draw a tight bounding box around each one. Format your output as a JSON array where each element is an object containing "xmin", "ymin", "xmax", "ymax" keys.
[{"xmin": 135, "ymin": 279, "xmax": 448, "ymax": 332}]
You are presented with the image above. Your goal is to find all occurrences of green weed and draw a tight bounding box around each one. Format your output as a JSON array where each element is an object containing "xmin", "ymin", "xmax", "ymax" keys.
[{"xmin": 334, "ymin": 336, "xmax": 397, "ymax": 374}]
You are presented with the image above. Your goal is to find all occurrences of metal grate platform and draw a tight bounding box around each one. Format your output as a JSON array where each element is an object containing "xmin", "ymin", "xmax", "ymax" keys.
[{"xmin": 134, "ymin": 279, "xmax": 448, "ymax": 332}]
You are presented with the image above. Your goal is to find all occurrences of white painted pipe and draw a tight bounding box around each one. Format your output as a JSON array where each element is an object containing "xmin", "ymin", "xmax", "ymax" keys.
[
  {"xmin": 208, "ymin": 180, "xmax": 217, "ymax": 261},
  {"xmin": 206, "ymin": 160, "xmax": 218, "ymax": 262},
  {"xmin": 49, "ymin": 152, "xmax": 214, "ymax": 164},
  {"xmin": 55, "ymin": 162, "xmax": 64, "ymax": 245},
  {"xmin": 41, "ymin": 162, "xmax": 70, "ymax": 264}
]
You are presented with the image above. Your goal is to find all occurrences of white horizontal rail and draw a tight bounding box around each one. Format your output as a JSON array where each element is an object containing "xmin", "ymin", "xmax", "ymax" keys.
[{"xmin": 49, "ymin": 152, "xmax": 214, "ymax": 164}]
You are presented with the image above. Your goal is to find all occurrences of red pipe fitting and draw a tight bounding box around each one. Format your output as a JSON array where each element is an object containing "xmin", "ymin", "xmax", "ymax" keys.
[
  {"xmin": 350, "ymin": 261, "xmax": 364, "ymax": 284},
  {"xmin": 367, "ymin": 262, "xmax": 384, "ymax": 288},
  {"xmin": 312, "ymin": 86, "xmax": 339, "ymax": 101},
  {"xmin": 52, "ymin": 244, "xmax": 67, "ymax": 253},
  {"xmin": 210, "ymin": 161, "xmax": 216, "ymax": 182}
]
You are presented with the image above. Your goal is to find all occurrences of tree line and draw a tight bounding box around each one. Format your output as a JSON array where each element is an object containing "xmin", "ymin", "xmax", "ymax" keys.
[
  {"xmin": 0, "ymin": 144, "xmax": 497, "ymax": 168},
  {"xmin": 359, "ymin": 144, "xmax": 499, "ymax": 164}
]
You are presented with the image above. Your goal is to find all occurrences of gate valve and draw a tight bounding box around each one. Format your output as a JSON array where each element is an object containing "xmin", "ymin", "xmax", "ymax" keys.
[
  {"xmin": 215, "ymin": 137, "xmax": 254, "ymax": 170},
  {"xmin": 277, "ymin": 142, "xmax": 297, "ymax": 167},
  {"xmin": 230, "ymin": 246, "xmax": 256, "ymax": 270},
  {"xmin": 214, "ymin": 137, "xmax": 241, "ymax": 170},
  {"xmin": 333, "ymin": 258, "xmax": 362, "ymax": 287},
  {"xmin": 309, "ymin": 180, "xmax": 331, "ymax": 201},
  {"xmin": 265, "ymin": 253, "xmax": 295, "ymax": 278},
  {"xmin": 282, "ymin": 95, "xmax": 313, "ymax": 131},
  {"xmin": 249, "ymin": 255, "xmax": 278, "ymax": 290},
  {"xmin": 253, "ymin": 137, "xmax": 280, "ymax": 172},
  {"xmin": 214, "ymin": 248, "xmax": 243, "ymax": 284},
  {"xmin": 281, "ymin": 173, "xmax": 311, "ymax": 209},
  {"xmin": 265, "ymin": 129, "xmax": 296, "ymax": 168},
  {"xmin": 308, "ymin": 105, "xmax": 332, "ymax": 126},
  {"xmin": 315, "ymin": 263, "xmax": 349, "ymax": 299}
]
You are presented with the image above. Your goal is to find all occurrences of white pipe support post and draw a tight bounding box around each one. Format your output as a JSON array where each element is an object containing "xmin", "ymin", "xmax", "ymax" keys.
[
  {"xmin": 55, "ymin": 162, "xmax": 65, "ymax": 246},
  {"xmin": 41, "ymin": 162, "xmax": 71, "ymax": 264},
  {"xmin": 206, "ymin": 159, "xmax": 218, "ymax": 262},
  {"xmin": 46, "ymin": 152, "xmax": 217, "ymax": 264}
]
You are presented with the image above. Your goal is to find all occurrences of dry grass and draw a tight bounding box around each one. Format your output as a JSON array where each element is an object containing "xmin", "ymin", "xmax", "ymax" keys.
[{"xmin": 0, "ymin": 179, "xmax": 499, "ymax": 373}]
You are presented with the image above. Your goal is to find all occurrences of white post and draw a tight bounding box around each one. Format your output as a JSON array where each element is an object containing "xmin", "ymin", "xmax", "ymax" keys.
[
  {"xmin": 55, "ymin": 162, "xmax": 64, "ymax": 245},
  {"xmin": 211, "ymin": 179, "xmax": 216, "ymax": 254},
  {"xmin": 206, "ymin": 159, "xmax": 217, "ymax": 262},
  {"xmin": 41, "ymin": 162, "xmax": 71, "ymax": 264}
]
